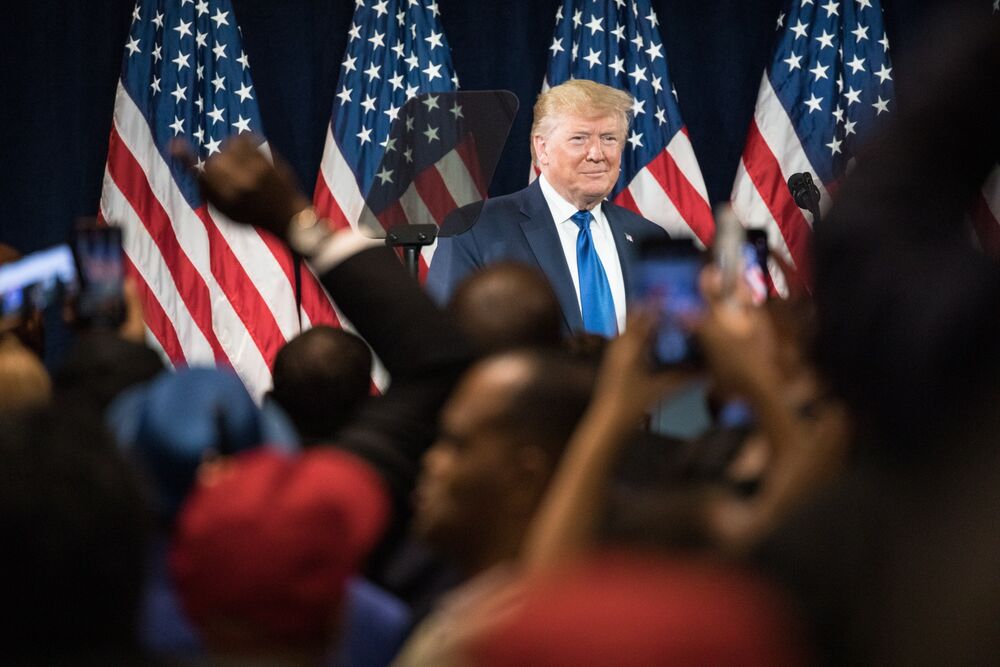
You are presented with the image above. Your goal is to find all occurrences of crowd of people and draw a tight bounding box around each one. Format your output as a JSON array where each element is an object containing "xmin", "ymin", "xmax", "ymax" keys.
[{"xmin": 1, "ymin": 12, "xmax": 997, "ymax": 666}]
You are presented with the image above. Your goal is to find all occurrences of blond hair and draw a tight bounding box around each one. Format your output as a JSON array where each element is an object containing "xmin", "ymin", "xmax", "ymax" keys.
[{"xmin": 530, "ymin": 79, "xmax": 634, "ymax": 165}]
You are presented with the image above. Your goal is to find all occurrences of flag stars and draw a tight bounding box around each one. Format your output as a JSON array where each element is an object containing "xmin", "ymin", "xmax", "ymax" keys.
[
  {"xmin": 195, "ymin": 94, "xmax": 204, "ymax": 112},
  {"xmin": 846, "ymin": 55, "xmax": 865, "ymax": 74},
  {"xmin": 627, "ymin": 130, "xmax": 643, "ymax": 149},
  {"xmin": 844, "ymin": 119, "xmax": 857, "ymax": 135},
  {"xmin": 369, "ymin": 30, "xmax": 385, "ymax": 49},
  {"xmin": 611, "ymin": 24, "xmax": 625, "ymax": 41},
  {"xmin": 126, "ymin": 36, "xmax": 142, "ymax": 56},
  {"xmin": 450, "ymin": 103, "xmax": 463, "ymax": 119},
  {"xmin": 609, "ymin": 55, "xmax": 625, "ymax": 77},
  {"xmin": 195, "ymin": 0, "xmax": 209, "ymax": 16},
  {"xmin": 843, "ymin": 86, "xmax": 862, "ymax": 105},
  {"xmin": 205, "ymin": 136, "xmax": 222, "ymax": 156},
  {"xmin": 237, "ymin": 51, "xmax": 250, "ymax": 69},
  {"xmin": 235, "ymin": 82, "xmax": 253, "ymax": 102},
  {"xmin": 171, "ymin": 82, "xmax": 187, "ymax": 103},
  {"xmin": 878, "ymin": 33, "xmax": 890, "ymax": 50},
  {"xmin": 550, "ymin": 37, "xmax": 564, "ymax": 55},
  {"xmin": 783, "ymin": 52, "xmax": 803, "ymax": 71},
  {"xmin": 403, "ymin": 147, "xmax": 413, "ymax": 163},
  {"xmin": 405, "ymin": 53, "xmax": 420, "ymax": 70},
  {"xmin": 790, "ymin": 19, "xmax": 808, "ymax": 39},
  {"xmin": 423, "ymin": 95, "xmax": 440, "ymax": 111},
  {"xmin": 174, "ymin": 19, "xmax": 192, "ymax": 39},
  {"xmin": 874, "ymin": 63, "xmax": 892, "ymax": 84},
  {"xmin": 872, "ymin": 96, "xmax": 889, "ymax": 115},
  {"xmin": 630, "ymin": 34, "xmax": 644, "ymax": 50},
  {"xmin": 211, "ymin": 73, "xmax": 226, "ymax": 92},
  {"xmin": 372, "ymin": 0, "xmax": 389, "ymax": 17},
  {"xmin": 776, "ymin": 11, "xmax": 786, "ymax": 29},
  {"xmin": 380, "ymin": 136, "xmax": 397, "ymax": 152},
  {"xmin": 826, "ymin": 136, "xmax": 842, "ymax": 155},
  {"xmin": 193, "ymin": 126, "xmax": 204, "ymax": 144},
  {"xmin": 197, "ymin": 64, "xmax": 204, "ymax": 81},
  {"xmin": 150, "ymin": 76, "xmax": 161, "ymax": 94},
  {"xmin": 428, "ymin": 1, "xmax": 440, "ymax": 17},
  {"xmin": 388, "ymin": 73, "xmax": 404, "ymax": 91},
  {"xmin": 357, "ymin": 126, "xmax": 373, "ymax": 145},
  {"xmin": 645, "ymin": 42, "xmax": 663, "ymax": 62},
  {"xmin": 348, "ymin": 23, "xmax": 361, "ymax": 41},
  {"xmin": 585, "ymin": 14, "xmax": 604, "ymax": 35},
  {"xmin": 195, "ymin": 31, "xmax": 208, "ymax": 49},
  {"xmin": 856, "ymin": 0, "xmax": 872, "ymax": 9},
  {"xmin": 650, "ymin": 74, "xmax": 662, "ymax": 94},
  {"xmin": 852, "ymin": 24, "xmax": 869, "ymax": 42},
  {"xmin": 376, "ymin": 166, "xmax": 393, "ymax": 185},
  {"xmin": 423, "ymin": 61, "xmax": 443, "ymax": 81},
  {"xmin": 654, "ymin": 107, "xmax": 666, "ymax": 126},
  {"xmin": 211, "ymin": 9, "xmax": 229, "ymax": 28},
  {"xmin": 172, "ymin": 51, "xmax": 191, "ymax": 70},
  {"xmin": 364, "ymin": 62, "xmax": 381, "ymax": 80},
  {"xmin": 169, "ymin": 115, "xmax": 185, "ymax": 136},
  {"xmin": 572, "ymin": 9, "xmax": 583, "ymax": 28},
  {"xmin": 809, "ymin": 61, "xmax": 829, "ymax": 80},
  {"xmin": 385, "ymin": 103, "xmax": 400, "ymax": 121},
  {"xmin": 152, "ymin": 44, "xmax": 162, "ymax": 62},
  {"xmin": 832, "ymin": 105, "xmax": 844, "ymax": 122},
  {"xmin": 821, "ymin": 0, "xmax": 839, "ymax": 17},
  {"xmin": 584, "ymin": 48, "xmax": 602, "ymax": 68},
  {"xmin": 425, "ymin": 30, "xmax": 443, "ymax": 49},
  {"xmin": 343, "ymin": 55, "xmax": 357, "ymax": 73},
  {"xmin": 232, "ymin": 115, "xmax": 252, "ymax": 134},
  {"xmin": 131, "ymin": 4, "xmax": 141, "ymax": 23},
  {"xmin": 405, "ymin": 83, "xmax": 419, "ymax": 100},
  {"xmin": 423, "ymin": 125, "xmax": 440, "ymax": 143},
  {"xmin": 361, "ymin": 94, "xmax": 377, "ymax": 113},
  {"xmin": 152, "ymin": 11, "xmax": 164, "ymax": 28},
  {"xmin": 804, "ymin": 92, "xmax": 823, "ymax": 113},
  {"xmin": 631, "ymin": 97, "xmax": 645, "ymax": 116},
  {"xmin": 337, "ymin": 86, "xmax": 352, "ymax": 105},
  {"xmin": 207, "ymin": 105, "xmax": 225, "ymax": 125},
  {"xmin": 628, "ymin": 64, "xmax": 647, "ymax": 85},
  {"xmin": 392, "ymin": 40, "xmax": 406, "ymax": 59},
  {"xmin": 213, "ymin": 42, "xmax": 227, "ymax": 60},
  {"xmin": 815, "ymin": 30, "xmax": 835, "ymax": 49},
  {"xmin": 645, "ymin": 9, "xmax": 659, "ymax": 28}
]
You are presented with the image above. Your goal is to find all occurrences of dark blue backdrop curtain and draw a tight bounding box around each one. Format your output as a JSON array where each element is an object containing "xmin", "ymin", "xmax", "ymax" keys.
[{"xmin": 0, "ymin": 0, "xmax": 957, "ymax": 255}]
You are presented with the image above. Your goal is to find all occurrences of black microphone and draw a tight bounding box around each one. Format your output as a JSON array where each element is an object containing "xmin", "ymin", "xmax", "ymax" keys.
[{"xmin": 787, "ymin": 172, "xmax": 822, "ymax": 224}]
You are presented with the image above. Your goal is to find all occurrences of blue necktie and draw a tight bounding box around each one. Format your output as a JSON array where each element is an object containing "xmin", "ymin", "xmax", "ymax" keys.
[{"xmin": 570, "ymin": 210, "xmax": 618, "ymax": 337}]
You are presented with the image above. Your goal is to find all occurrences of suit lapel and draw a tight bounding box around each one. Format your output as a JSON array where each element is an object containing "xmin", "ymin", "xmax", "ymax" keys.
[
  {"xmin": 603, "ymin": 203, "xmax": 636, "ymax": 299},
  {"xmin": 518, "ymin": 181, "xmax": 584, "ymax": 333}
]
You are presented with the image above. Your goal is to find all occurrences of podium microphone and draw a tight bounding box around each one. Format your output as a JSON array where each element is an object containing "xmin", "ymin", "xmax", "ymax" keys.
[{"xmin": 787, "ymin": 172, "xmax": 822, "ymax": 226}]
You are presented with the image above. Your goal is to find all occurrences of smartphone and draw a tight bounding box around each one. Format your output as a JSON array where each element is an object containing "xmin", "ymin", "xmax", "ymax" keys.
[
  {"xmin": 631, "ymin": 238, "xmax": 706, "ymax": 367},
  {"xmin": 744, "ymin": 228, "xmax": 770, "ymax": 305},
  {"xmin": 73, "ymin": 225, "xmax": 125, "ymax": 328},
  {"xmin": 0, "ymin": 244, "xmax": 78, "ymax": 319}
]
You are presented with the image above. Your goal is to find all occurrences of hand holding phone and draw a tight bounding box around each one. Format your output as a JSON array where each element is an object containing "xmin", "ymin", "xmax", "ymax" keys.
[{"xmin": 73, "ymin": 225, "xmax": 126, "ymax": 329}]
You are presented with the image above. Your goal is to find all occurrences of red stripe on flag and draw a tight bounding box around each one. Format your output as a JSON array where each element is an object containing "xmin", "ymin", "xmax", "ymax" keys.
[
  {"xmin": 194, "ymin": 207, "xmax": 287, "ymax": 368},
  {"xmin": 377, "ymin": 199, "xmax": 409, "ymax": 230},
  {"xmin": 454, "ymin": 137, "xmax": 488, "ymax": 198},
  {"xmin": 740, "ymin": 120, "xmax": 813, "ymax": 286},
  {"xmin": 643, "ymin": 150, "xmax": 715, "ymax": 245},
  {"xmin": 122, "ymin": 254, "xmax": 186, "ymax": 365},
  {"xmin": 313, "ymin": 174, "xmax": 352, "ymax": 231},
  {"xmin": 614, "ymin": 186, "xmax": 640, "ymax": 214},
  {"xmin": 106, "ymin": 127, "xmax": 229, "ymax": 362},
  {"xmin": 413, "ymin": 165, "xmax": 459, "ymax": 225}
]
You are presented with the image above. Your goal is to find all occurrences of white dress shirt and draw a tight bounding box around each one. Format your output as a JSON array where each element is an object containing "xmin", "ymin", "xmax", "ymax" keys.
[{"xmin": 537, "ymin": 174, "xmax": 627, "ymax": 333}]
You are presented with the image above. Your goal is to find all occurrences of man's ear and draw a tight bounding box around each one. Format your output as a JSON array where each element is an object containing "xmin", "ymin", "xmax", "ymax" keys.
[
  {"xmin": 510, "ymin": 445, "xmax": 553, "ymax": 511},
  {"xmin": 533, "ymin": 135, "xmax": 549, "ymax": 166}
]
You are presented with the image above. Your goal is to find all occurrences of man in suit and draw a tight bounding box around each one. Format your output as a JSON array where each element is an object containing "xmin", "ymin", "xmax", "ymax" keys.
[{"xmin": 426, "ymin": 79, "xmax": 668, "ymax": 337}]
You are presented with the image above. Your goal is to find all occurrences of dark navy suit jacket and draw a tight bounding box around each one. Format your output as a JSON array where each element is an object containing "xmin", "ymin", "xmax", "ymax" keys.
[{"xmin": 426, "ymin": 179, "xmax": 669, "ymax": 334}]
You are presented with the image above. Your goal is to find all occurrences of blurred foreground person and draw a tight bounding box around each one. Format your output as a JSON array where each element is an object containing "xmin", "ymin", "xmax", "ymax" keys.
[
  {"xmin": 167, "ymin": 136, "xmax": 472, "ymax": 662},
  {"xmin": 268, "ymin": 325, "xmax": 373, "ymax": 445},
  {"xmin": 0, "ymin": 334, "xmax": 51, "ymax": 412},
  {"xmin": 0, "ymin": 407, "xmax": 149, "ymax": 663},
  {"xmin": 392, "ymin": 350, "xmax": 596, "ymax": 666},
  {"xmin": 757, "ymin": 12, "xmax": 1000, "ymax": 665}
]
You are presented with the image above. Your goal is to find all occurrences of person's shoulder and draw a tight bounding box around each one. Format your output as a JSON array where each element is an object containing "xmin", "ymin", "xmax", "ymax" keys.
[{"xmin": 604, "ymin": 201, "xmax": 669, "ymax": 239}]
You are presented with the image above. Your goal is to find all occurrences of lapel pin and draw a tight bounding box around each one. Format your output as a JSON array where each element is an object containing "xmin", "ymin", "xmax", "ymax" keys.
[{"xmin": 625, "ymin": 233, "xmax": 634, "ymax": 243}]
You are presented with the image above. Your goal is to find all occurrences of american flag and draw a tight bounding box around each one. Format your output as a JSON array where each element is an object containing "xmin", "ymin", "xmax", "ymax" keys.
[
  {"xmin": 730, "ymin": 0, "xmax": 895, "ymax": 285},
  {"xmin": 99, "ymin": 0, "xmax": 334, "ymax": 399},
  {"xmin": 313, "ymin": 0, "xmax": 464, "ymax": 275},
  {"xmin": 537, "ymin": 0, "xmax": 714, "ymax": 245}
]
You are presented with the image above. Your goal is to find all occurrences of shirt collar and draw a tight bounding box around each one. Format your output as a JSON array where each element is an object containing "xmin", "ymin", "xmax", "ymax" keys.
[{"xmin": 538, "ymin": 173, "xmax": 604, "ymax": 225}]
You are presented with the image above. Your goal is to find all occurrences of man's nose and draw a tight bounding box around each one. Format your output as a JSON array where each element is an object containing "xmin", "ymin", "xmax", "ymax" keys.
[{"xmin": 585, "ymin": 137, "xmax": 605, "ymax": 161}]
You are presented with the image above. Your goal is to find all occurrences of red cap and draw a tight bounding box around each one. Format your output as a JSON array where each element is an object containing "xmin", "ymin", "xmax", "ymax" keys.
[
  {"xmin": 469, "ymin": 551, "xmax": 808, "ymax": 666},
  {"xmin": 170, "ymin": 448, "xmax": 389, "ymax": 649}
]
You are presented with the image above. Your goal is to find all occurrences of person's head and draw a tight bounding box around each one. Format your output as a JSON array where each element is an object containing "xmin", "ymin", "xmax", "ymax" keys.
[
  {"xmin": 414, "ymin": 350, "xmax": 596, "ymax": 573},
  {"xmin": 0, "ymin": 406, "xmax": 150, "ymax": 659},
  {"xmin": 531, "ymin": 79, "xmax": 633, "ymax": 210},
  {"xmin": 171, "ymin": 448, "xmax": 389, "ymax": 658},
  {"xmin": 447, "ymin": 262, "xmax": 563, "ymax": 354},
  {"xmin": 269, "ymin": 326, "xmax": 372, "ymax": 443},
  {"xmin": 0, "ymin": 334, "xmax": 51, "ymax": 412}
]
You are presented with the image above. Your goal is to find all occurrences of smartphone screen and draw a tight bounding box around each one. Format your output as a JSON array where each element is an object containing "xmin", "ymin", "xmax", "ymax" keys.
[
  {"xmin": 74, "ymin": 226, "xmax": 125, "ymax": 327},
  {"xmin": 631, "ymin": 239, "xmax": 705, "ymax": 367},
  {"xmin": 0, "ymin": 245, "xmax": 77, "ymax": 317},
  {"xmin": 744, "ymin": 229, "xmax": 770, "ymax": 305}
]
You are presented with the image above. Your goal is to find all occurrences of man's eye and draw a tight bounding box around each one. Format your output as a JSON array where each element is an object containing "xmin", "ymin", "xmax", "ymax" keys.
[{"xmin": 602, "ymin": 136, "xmax": 618, "ymax": 143}]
